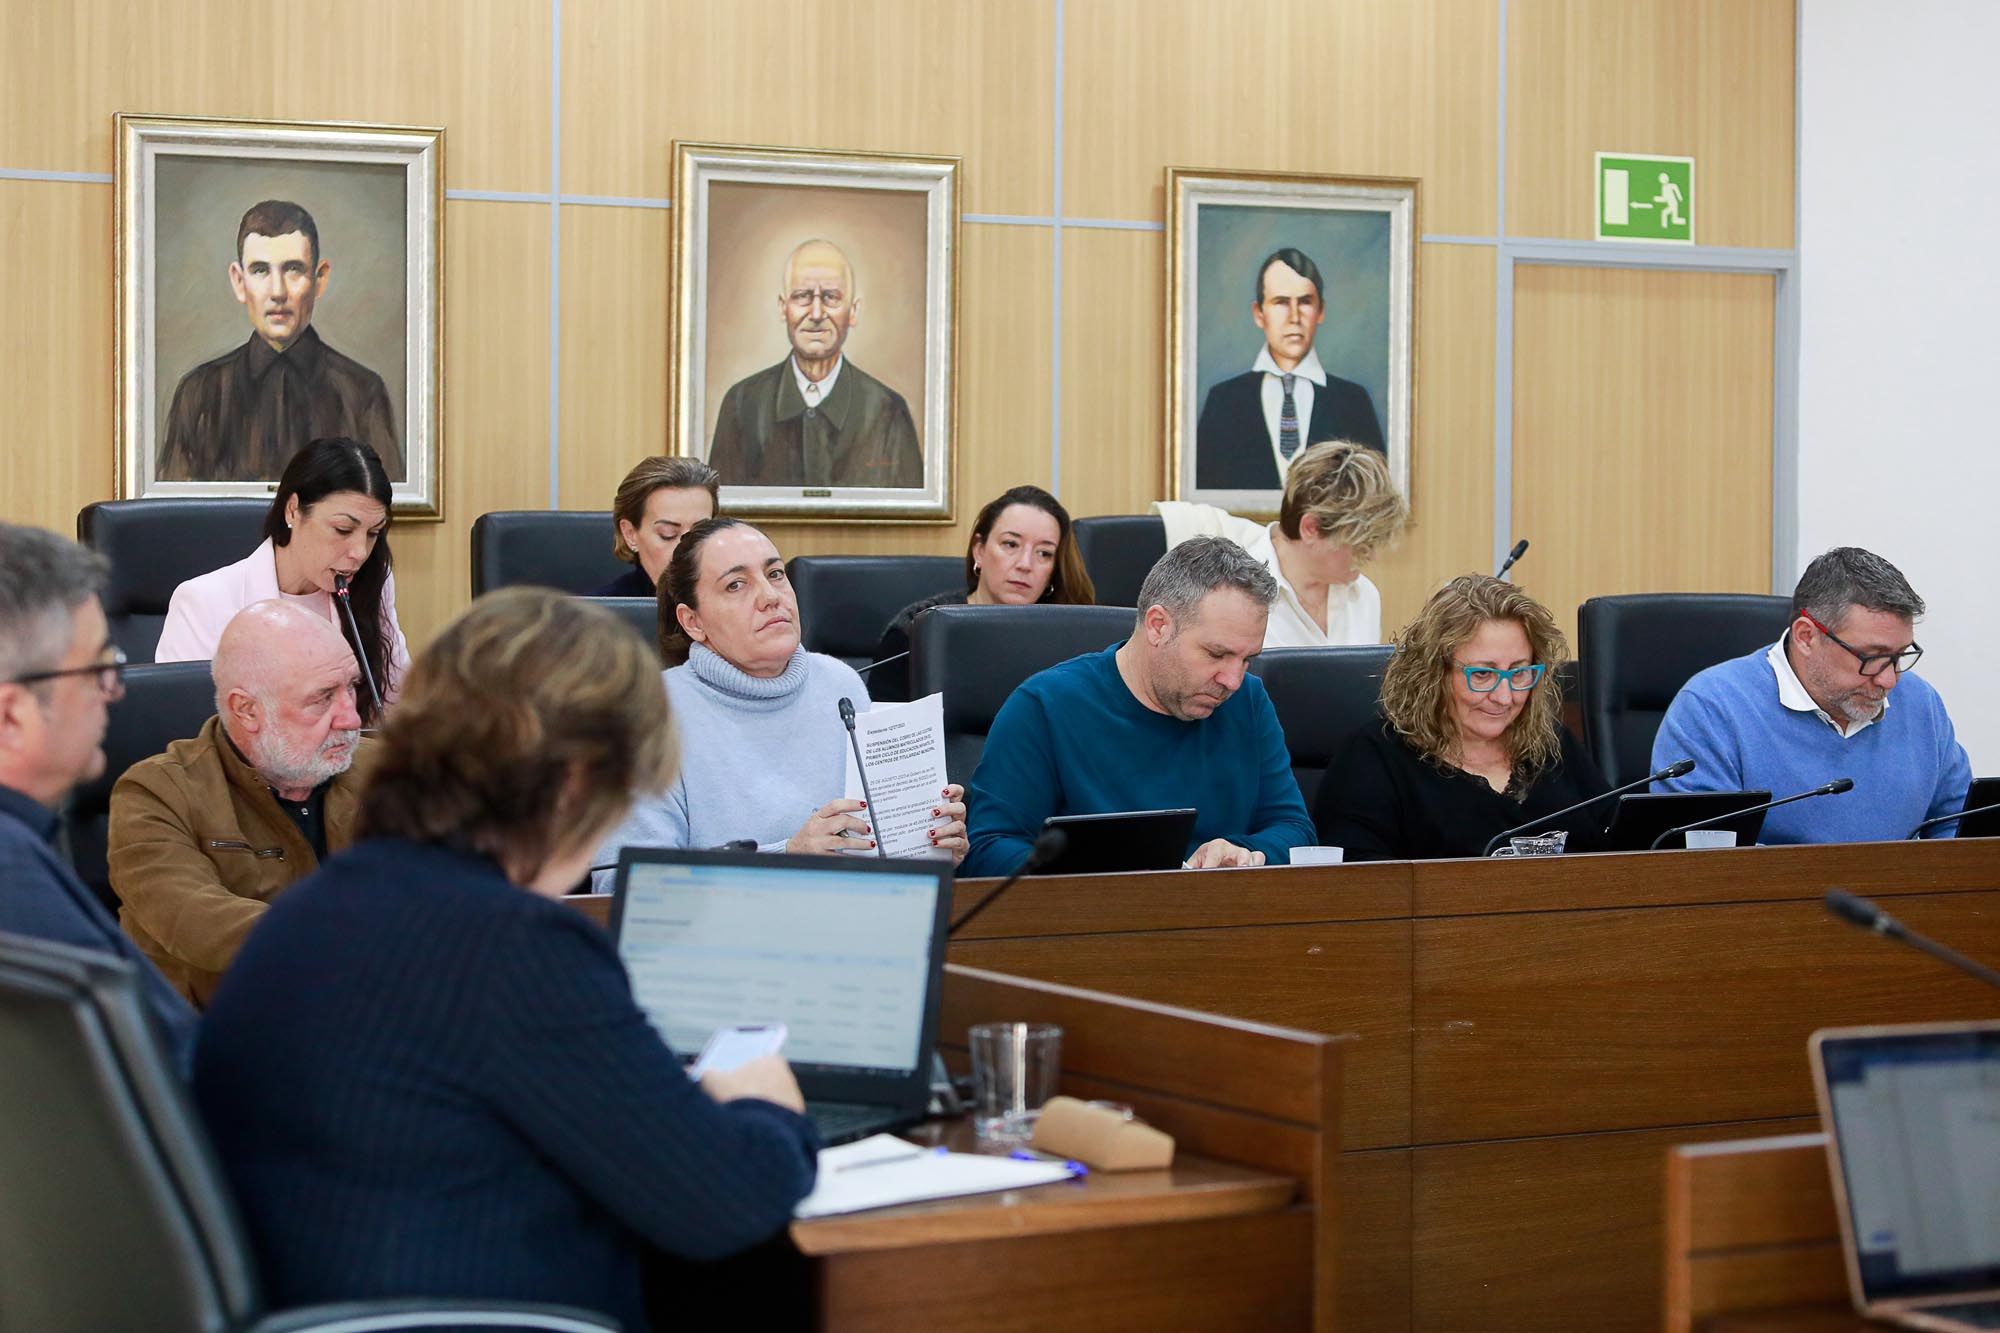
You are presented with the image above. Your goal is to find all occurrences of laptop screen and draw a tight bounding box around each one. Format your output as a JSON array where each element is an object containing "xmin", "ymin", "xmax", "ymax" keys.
[
  {"xmin": 614, "ymin": 855, "xmax": 943, "ymax": 1078},
  {"xmin": 1819, "ymin": 1026, "xmax": 2000, "ymax": 1301}
]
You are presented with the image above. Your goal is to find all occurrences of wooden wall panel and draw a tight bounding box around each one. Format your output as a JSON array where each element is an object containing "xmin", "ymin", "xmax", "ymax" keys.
[
  {"xmin": 0, "ymin": 181, "xmax": 114, "ymax": 533},
  {"xmin": 1411, "ymin": 1118, "xmax": 1819, "ymax": 1333},
  {"xmin": 558, "ymin": 0, "xmax": 1055, "ymax": 216},
  {"xmin": 1339, "ymin": 1150, "xmax": 1413, "ymax": 1333},
  {"xmin": 556, "ymin": 203, "xmax": 671, "ymax": 512},
  {"xmin": 1063, "ymin": 0, "xmax": 1498, "ymax": 234},
  {"xmin": 1059, "ymin": 228, "xmax": 1163, "ymax": 518},
  {"xmin": 389, "ymin": 202, "xmax": 551, "ymax": 648},
  {"xmin": 1371, "ymin": 242, "xmax": 1495, "ymax": 634},
  {"xmin": 1508, "ymin": 0, "xmax": 1795, "ymax": 247},
  {"xmin": 0, "ymin": 0, "xmax": 550, "ymax": 189},
  {"xmin": 1511, "ymin": 265, "xmax": 1774, "ymax": 643}
]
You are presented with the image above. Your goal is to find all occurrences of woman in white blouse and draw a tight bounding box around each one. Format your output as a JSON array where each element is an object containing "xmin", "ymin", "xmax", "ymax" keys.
[{"xmin": 1154, "ymin": 440, "xmax": 1408, "ymax": 647}]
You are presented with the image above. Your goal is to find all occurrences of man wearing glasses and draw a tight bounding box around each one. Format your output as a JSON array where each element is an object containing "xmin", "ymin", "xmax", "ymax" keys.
[
  {"xmin": 706, "ymin": 238, "xmax": 924, "ymax": 490},
  {"xmin": 0, "ymin": 523, "xmax": 196, "ymax": 1067},
  {"xmin": 1653, "ymin": 546, "xmax": 1970, "ymax": 844}
]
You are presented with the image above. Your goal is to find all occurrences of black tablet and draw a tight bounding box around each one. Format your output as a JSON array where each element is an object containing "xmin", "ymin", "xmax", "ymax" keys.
[
  {"xmin": 1951, "ymin": 777, "xmax": 2000, "ymax": 839},
  {"xmin": 1038, "ymin": 808, "xmax": 1199, "ymax": 874},
  {"xmin": 1599, "ymin": 790, "xmax": 1772, "ymax": 852}
]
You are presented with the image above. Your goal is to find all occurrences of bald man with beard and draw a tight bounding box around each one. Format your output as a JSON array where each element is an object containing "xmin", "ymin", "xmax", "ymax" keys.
[
  {"xmin": 707, "ymin": 237, "xmax": 924, "ymax": 488},
  {"xmin": 109, "ymin": 600, "xmax": 370, "ymax": 1006}
]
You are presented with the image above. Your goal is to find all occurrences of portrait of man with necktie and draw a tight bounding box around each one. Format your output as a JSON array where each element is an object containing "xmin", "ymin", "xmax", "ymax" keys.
[{"xmin": 1192, "ymin": 246, "xmax": 1385, "ymax": 493}]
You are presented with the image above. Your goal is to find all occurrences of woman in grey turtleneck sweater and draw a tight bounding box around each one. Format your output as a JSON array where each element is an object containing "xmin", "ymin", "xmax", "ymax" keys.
[{"xmin": 591, "ymin": 518, "xmax": 967, "ymax": 890}]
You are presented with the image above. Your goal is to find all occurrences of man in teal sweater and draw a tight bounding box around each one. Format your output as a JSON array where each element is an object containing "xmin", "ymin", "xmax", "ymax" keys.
[
  {"xmin": 1653, "ymin": 547, "xmax": 1970, "ymax": 844},
  {"xmin": 963, "ymin": 537, "xmax": 1316, "ymax": 876}
]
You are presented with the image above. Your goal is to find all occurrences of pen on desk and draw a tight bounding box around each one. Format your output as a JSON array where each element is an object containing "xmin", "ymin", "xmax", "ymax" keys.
[{"xmin": 833, "ymin": 1146, "xmax": 947, "ymax": 1173}]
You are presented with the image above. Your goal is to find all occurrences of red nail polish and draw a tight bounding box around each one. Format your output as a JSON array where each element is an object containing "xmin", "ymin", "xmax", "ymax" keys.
[{"xmin": 858, "ymin": 800, "xmax": 867, "ymax": 808}]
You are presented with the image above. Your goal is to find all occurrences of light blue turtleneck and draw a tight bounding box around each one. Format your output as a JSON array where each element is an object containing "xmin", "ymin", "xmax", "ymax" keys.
[{"xmin": 588, "ymin": 644, "xmax": 870, "ymax": 890}]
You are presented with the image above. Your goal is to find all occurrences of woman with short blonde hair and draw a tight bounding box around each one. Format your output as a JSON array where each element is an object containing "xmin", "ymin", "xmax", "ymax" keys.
[
  {"xmin": 1154, "ymin": 439, "xmax": 1408, "ymax": 646},
  {"xmin": 1313, "ymin": 574, "xmax": 1607, "ymax": 860},
  {"xmin": 195, "ymin": 589, "xmax": 818, "ymax": 1329}
]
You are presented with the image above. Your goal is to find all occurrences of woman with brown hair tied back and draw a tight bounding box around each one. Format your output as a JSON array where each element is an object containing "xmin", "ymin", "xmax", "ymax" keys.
[
  {"xmin": 1313, "ymin": 573, "xmax": 1608, "ymax": 860},
  {"xmin": 192, "ymin": 588, "xmax": 818, "ymax": 1331},
  {"xmin": 869, "ymin": 483, "xmax": 1097, "ymax": 703}
]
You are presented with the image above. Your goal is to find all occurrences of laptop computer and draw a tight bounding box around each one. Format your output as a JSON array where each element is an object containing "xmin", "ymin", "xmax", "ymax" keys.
[
  {"xmin": 609, "ymin": 847, "xmax": 952, "ymax": 1146},
  {"xmin": 1599, "ymin": 790, "xmax": 1772, "ymax": 851},
  {"xmin": 1953, "ymin": 777, "xmax": 2000, "ymax": 840},
  {"xmin": 1039, "ymin": 808, "xmax": 1199, "ymax": 874},
  {"xmin": 1809, "ymin": 1021, "xmax": 2000, "ymax": 1332}
]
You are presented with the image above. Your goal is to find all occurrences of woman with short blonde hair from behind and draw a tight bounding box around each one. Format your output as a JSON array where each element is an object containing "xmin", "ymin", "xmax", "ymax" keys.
[
  {"xmin": 1312, "ymin": 573, "xmax": 1609, "ymax": 860},
  {"xmin": 193, "ymin": 588, "xmax": 819, "ymax": 1330},
  {"xmin": 1154, "ymin": 439, "xmax": 1407, "ymax": 646}
]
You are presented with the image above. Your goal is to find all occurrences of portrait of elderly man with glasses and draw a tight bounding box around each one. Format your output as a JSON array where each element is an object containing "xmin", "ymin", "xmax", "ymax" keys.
[
  {"xmin": 1653, "ymin": 546, "xmax": 1970, "ymax": 845},
  {"xmin": 706, "ymin": 237, "xmax": 923, "ymax": 490},
  {"xmin": 0, "ymin": 522, "xmax": 196, "ymax": 1070}
]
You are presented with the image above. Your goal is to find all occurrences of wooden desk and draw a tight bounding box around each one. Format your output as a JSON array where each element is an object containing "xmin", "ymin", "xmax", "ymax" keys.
[
  {"xmin": 800, "ymin": 963, "xmax": 1342, "ymax": 1332},
  {"xmin": 568, "ymin": 840, "xmax": 2000, "ymax": 1331},
  {"xmin": 1663, "ymin": 1133, "xmax": 1869, "ymax": 1333}
]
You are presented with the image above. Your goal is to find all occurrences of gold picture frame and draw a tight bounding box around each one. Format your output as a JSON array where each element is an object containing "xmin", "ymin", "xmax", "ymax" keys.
[
  {"xmin": 1166, "ymin": 167, "xmax": 1418, "ymax": 514},
  {"xmin": 670, "ymin": 141, "xmax": 960, "ymax": 522},
  {"xmin": 116, "ymin": 113, "xmax": 445, "ymax": 518}
]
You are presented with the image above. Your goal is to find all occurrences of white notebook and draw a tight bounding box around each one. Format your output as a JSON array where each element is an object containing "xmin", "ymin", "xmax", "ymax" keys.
[{"xmin": 794, "ymin": 1133, "xmax": 1078, "ymax": 1220}]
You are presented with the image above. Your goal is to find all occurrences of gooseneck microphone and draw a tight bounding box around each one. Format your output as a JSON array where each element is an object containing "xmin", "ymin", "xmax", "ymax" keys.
[
  {"xmin": 331, "ymin": 573, "xmax": 383, "ymax": 718},
  {"xmin": 947, "ymin": 828, "xmax": 1069, "ymax": 937},
  {"xmin": 1824, "ymin": 889, "xmax": 2000, "ymax": 991},
  {"xmin": 855, "ymin": 650, "xmax": 909, "ymax": 675},
  {"xmin": 836, "ymin": 697, "xmax": 888, "ymax": 859},
  {"xmin": 1481, "ymin": 759, "xmax": 1696, "ymax": 857},
  {"xmin": 1906, "ymin": 800, "xmax": 2000, "ymax": 840},
  {"xmin": 1494, "ymin": 539, "xmax": 1530, "ymax": 580},
  {"xmin": 1647, "ymin": 778, "xmax": 1854, "ymax": 851}
]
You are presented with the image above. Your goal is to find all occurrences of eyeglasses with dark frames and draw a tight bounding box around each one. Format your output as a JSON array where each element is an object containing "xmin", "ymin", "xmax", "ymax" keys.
[
  {"xmin": 1800, "ymin": 613, "xmax": 1923, "ymax": 678},
  {"xmin": 9, "ymin": 646, "xmax": 129, "ymax": 695}
]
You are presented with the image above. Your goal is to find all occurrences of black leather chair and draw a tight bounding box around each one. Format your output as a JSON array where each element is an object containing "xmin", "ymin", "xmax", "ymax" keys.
[
  {"xmin": 579, "ymin": 596, "xmax": 662, "ymax": 661},
  {"xmin": 77, "ymin": 499, "xmax": 270, "ymax": 663},
  {"xmin": 1249, "ymin": 646, "xmax": 1396, "ymax": 809},
  {"xmin": 785, "ymin": 555, "xmax": 965, "ymax": 672},
  {"xmin": 63, "ymin": 661, "xmax": 217, "ymax": 913},
  {"xmin": 470, "ymin": 511, "xmax": 625, "ymax": 597},
  {"xmin": 0, "ymin": 931, "xmax": 619, "ymax": 1333},
  {"xmin": 910, "ymin": 604, "xmax": 1137, "ymax": 785},
  {"xmin": 1577, "ymin": 592, "xmax": 1794, "ymax": 786},
  {"xmin": 1072, "ymin": 515, "xmax": 1167, "ymax": 609}
]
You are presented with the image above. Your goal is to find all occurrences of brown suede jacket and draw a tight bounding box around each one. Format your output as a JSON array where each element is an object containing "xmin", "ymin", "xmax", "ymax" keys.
[{"xmin": 108, "ymin": 715, "xmax": 366, "ymax": 1006}]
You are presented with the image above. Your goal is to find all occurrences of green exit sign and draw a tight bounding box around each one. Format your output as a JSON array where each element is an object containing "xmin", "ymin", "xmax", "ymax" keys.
[{"xmin": 1596, "ymin": 152, "xmax": 1695, "ymax": 244}]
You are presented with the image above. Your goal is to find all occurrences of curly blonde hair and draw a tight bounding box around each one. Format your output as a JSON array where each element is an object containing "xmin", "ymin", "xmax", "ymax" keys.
[
  {"xmin": 1277, "ymin": 441, "xmax": 1408, "ymax": 562},
  {"xmin": 1378, "ymin": 574, "xmax": 1570, "ymax": 777}
]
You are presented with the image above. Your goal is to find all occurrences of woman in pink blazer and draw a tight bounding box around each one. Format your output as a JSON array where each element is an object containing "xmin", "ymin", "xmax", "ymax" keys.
[{"xmin": 157, "ymin": 438, "xmax": 411, "ymax": 723}]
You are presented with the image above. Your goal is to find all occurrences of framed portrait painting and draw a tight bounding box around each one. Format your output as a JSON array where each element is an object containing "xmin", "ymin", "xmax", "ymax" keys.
[
  {"xmin": 116, "ymin": 114, "xmax": 444, "ymax": 517},
  {"xmin": 1167, "ymin": 168, "xmax": 1417, "ymax": 513},
  {"xmin": 671, "ymin": 141, "xmax": 959, "ymax": 521}
]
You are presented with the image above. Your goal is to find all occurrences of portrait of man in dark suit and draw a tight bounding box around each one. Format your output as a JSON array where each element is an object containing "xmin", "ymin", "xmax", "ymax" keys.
[
  {"xmin": 1194, "ymin": 247, "xmax": 1384, "ymax": 493},
  {"xmin": 706, "ymin": 238, "xmax": 923, "ymax": 490},
  {"xmin": 159, "ymin": 200, "xmax": 404, "ymax": 483}
]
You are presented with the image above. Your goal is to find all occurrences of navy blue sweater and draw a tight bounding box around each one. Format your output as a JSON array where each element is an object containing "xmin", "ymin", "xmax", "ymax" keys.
[
  {"xmin": 962, "ymin": 644, "xmax": 1316, "ymax": 876},
  {"xmin": 193, "ymin": 838, "xmax": 818, "ymax": 1332}
]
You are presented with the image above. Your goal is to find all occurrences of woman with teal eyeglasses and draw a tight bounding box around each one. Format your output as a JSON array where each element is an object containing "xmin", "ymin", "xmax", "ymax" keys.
[{"xmin": 1313, "ymin": 573, "xmax": 1608, "ymax": 860}]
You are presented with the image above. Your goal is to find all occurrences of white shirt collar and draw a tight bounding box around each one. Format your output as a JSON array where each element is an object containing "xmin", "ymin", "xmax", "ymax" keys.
[
  {"xmin": 791, "ymin": 354, "xmax": 844, "ymax": 403},
  {"xmin": 1764, "ymin": 636, "xmax": 1884, "ymax": 737},
  {"xmin": 1251, "ymin": 345, "xmax": 1327, "ymax": 386}
]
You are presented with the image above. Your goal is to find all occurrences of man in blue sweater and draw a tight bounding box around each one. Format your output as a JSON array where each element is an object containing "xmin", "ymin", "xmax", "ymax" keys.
[
  {"xmin": 964, "ymin": 536, "xmax": 1316, "ymax": 876},
  {"xmin": 1653, "ymin": 547, "xmax": 1970, "ymax": 844},
  {"xmin": 0, "ymin": 523, "xmax": 197, "ymax": 1069}
]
